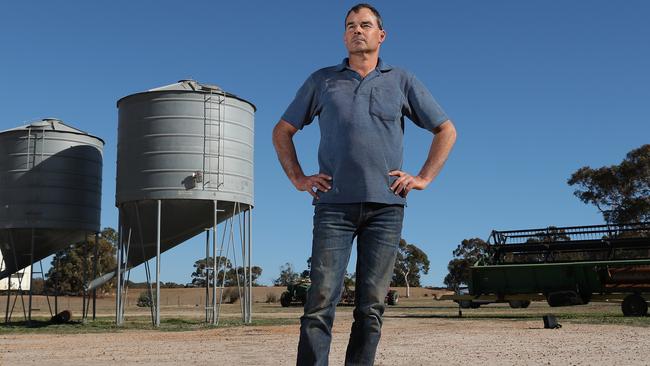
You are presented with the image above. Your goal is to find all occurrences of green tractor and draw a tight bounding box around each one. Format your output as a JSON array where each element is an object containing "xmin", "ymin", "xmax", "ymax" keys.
[
  {"xmin": 280, "ymin": 279, "xmax": 399, "ymax": 307},
  {"xmin": 280, "ymin": 279, "xmax": 311, "ymax": 307},
  {"xmin": 340, "ymin": 286, "xmax": 399, "ymax": 306},
  {"xmin": 385, "ymin": 289, "xmax": 399, "ymax": 305}
]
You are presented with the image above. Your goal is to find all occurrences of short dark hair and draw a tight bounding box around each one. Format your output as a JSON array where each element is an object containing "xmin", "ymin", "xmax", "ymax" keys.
[{"xmin": 345, "ymin": 3, "xmax": 383, "ymax": 30}]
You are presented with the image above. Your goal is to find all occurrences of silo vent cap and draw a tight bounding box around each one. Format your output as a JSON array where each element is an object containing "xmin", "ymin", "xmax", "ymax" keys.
[
  {"xmin": 3, "ymin": 118, "xmax": 90, "ymax": 135},
  {"xmin": 30, "ymin": 120, "xmax": 55, "ymax": 128},
  {"xmin": 147, "ymin": 80, "xmax": 223, "ymax": 93}
]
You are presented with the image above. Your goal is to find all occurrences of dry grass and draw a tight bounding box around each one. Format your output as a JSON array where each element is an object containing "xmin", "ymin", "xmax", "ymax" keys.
[{"xmin": 1, "ymin": 287, "xmax": 648, "ymax": 333}]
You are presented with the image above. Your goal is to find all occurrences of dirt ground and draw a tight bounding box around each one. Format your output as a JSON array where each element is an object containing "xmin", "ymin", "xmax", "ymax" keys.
[{"xmin": 1, "ymin": 289, "xmax": 650, "ymax": 365}]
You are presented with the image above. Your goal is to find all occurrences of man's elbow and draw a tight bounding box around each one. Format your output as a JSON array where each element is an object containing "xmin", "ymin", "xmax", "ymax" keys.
[
  {"xmin": 272, "ymin": 120, "xmax": 298, "ymax": 148},
  {"xmin": 434, "ymin": 120, "xmax": 457, "ymax": 141}
]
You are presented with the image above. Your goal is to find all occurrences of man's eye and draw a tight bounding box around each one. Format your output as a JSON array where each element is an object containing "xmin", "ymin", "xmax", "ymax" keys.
[{"xmin": 362, "ymin": 24, "xmax": 372, "ymax": 29}]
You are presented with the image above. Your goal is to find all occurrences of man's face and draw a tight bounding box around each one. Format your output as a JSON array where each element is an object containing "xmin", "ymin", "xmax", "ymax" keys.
[{"xmin": 343, "ymin": 8, "xmax": 385, "ymax": 55}]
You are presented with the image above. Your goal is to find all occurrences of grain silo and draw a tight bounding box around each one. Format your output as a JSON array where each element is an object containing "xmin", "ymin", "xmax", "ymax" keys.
[
  {"xmin": 111, "ymin": 80, "xmax": 254, "ymax": 325},
  {"xmin": 0, "ymin": 118, "xmax": 104, "ymax": 320}
]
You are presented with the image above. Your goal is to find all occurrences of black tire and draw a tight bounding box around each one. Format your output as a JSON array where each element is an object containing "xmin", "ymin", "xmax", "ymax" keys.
[
  {"xmin": 458, "ymin": 300, "xmax": 472, "ymax": 309},
  {"xmin": 469, "ymin": 302, "xmax": 481, "ymax": 309},
  {"xmin": 387, "ymin": 291, "xmax": 399, "ymax": 306},
  {"xmin": 508, "ymin": 300, "xmax": 532, "ymax": 309},
  {"xmin": 622, "ymin": 294, "xmax": 648, "ymax": 317},
  {"xmin": 280, "ymin": 291, "xmax": 292, "ymax": 307},
  {"xmin": 547, "ymin": 291, "xmax": 581, "ymax": 307}
]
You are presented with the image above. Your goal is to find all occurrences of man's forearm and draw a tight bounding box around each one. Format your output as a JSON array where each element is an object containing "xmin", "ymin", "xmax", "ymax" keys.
[
  {"xmin": 272, "ymin": 123, "xmax": 305, "ymax": 185},
  {"xmin": 417, "ymin": 120, "xmax": 457, "ymax": 184}
]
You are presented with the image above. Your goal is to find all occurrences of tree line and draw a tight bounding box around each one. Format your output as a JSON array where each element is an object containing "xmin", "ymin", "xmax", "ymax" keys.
[
  {"xmin": 272, "ymin": 238, "xmax": 430, "ymax": 298},
  {"xmin": 40, "ymin": 235, "xmax": 430, "ymax": 297}
]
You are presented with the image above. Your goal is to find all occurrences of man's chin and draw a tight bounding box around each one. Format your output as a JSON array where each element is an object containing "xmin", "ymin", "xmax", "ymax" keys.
[{"xmin": 348, "ymin": 46, "xmax": 369, "ymax": 54}]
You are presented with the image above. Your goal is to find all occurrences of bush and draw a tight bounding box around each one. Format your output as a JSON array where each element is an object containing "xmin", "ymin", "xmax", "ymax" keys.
[
  {"xmin": 266, "ymin": 292, "xmax": 278, "ymax": 303},
  {"xmin": 136, "ymin": 290, "xmax": 155, "ymax": 307},
  {"xmin": 223, "ymin": 287, "xmax": 240, "ymax": 304}
]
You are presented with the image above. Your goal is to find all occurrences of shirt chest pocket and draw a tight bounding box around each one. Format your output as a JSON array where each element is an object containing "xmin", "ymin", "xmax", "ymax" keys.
[{"xmin": 369, "ymin": 87, "xmax": 403, "ymax": 122}]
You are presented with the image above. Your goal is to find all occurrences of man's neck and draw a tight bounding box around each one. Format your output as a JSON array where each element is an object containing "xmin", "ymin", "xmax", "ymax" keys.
[{"xmin": 348, "ymin": 52, "xmax": 379, "ymax": 78}]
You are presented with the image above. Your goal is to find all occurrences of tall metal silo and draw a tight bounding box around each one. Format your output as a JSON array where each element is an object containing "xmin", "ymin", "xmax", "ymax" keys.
[
  {"xmin": 111, "ymin": 80, "xmax": 254, "ymax": 326},
  {"xmin": 0, "ymin": 118, "xmax": 104, "ymax": 320}
]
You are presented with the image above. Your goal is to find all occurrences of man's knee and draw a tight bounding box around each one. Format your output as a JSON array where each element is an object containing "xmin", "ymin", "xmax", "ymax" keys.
[{"xmin": 353, "ymin": 303, "xmax": 384, "ymax": 323}]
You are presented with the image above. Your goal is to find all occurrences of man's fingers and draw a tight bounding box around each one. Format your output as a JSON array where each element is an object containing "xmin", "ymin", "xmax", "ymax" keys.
[
  {"xmin": 308, "ymin": 177, "xmax": 331, "ymax": 192},
  {"xmin": 390, "ymin": 174, "xmax": 405, "ymax": 190},
  {"xmin": 403, "ymin": 181, "xmax": 414, "ymax": 196},
  {"xmin": 392, "ymin": 175, "xmax": 414, "ymax": 196},
  {"xmin": 399, "ymin": 179, "xmax": 415, "ymax": 197},
  {"xmin": 307, "ymin": 189, "xmax": 319, "ymax": 199},
  {"xmin": 316, "ymin": 173, "xmax": 333, "ymax": 180},
  {"xmin": 391, "ymin": 175, "xmax": 410, "ymax": 191},
  {"xmin": 312, "ymin": 181, "xmax": 330, "ymax": 192}
]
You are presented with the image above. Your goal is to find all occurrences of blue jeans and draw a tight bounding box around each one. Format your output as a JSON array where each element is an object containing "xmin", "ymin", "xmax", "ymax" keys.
[{"xmin": 297, "ymin": 203, "xmax": 404, "ymax": 366}]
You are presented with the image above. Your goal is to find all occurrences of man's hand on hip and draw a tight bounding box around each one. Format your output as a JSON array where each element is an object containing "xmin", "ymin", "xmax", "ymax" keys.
[
  {"xmin": 388, "ymin": 170, "xmax": 429, "ymax": 197},
  {"xmin": 294, "ymin": 173, "xmax": 332, "ymax": 199}
]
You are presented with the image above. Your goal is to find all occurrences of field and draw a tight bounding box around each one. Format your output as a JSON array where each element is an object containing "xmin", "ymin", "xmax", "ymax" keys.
[{"xmin": 1, "ymin": 287, "xmax": 650, "ymax": 365}]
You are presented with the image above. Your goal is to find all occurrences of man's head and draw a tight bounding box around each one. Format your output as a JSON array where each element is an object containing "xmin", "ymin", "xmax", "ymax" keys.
[{"xmin": 343, "ymin": 3, "xmax": 385, "ymax": 56}]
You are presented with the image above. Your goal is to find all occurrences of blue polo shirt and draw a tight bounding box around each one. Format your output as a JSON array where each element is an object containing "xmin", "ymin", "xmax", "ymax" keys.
[{"xmin": 282, "ymin": 58, "xmax": 449, "ymax": 205}]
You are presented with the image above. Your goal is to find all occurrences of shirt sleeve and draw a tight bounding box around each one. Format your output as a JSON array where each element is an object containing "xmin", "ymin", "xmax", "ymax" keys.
[
  {"xmin": 404, "ymin": 73, "xmax": 449, "ymax": 131},
  {"xmin": 281, "ymin": 74, "xmax": 320, "ymax": 130}
]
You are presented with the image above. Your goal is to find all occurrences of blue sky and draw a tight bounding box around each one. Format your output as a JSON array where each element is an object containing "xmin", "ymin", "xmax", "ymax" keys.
[{"xmin": 1, "ymin": 1, "xmax": 648, "ymax": 286}]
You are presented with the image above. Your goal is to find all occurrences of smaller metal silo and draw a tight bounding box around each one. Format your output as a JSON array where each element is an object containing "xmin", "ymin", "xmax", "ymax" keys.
[{"xmin": 0, "ymin": 118, "xmax": 104, "ymax": 280}]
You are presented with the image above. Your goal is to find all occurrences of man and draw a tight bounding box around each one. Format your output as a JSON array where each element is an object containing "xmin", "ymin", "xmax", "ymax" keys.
[{"xmin": 272, "ymin": 4, "xmax": 456, "ymax": 365}]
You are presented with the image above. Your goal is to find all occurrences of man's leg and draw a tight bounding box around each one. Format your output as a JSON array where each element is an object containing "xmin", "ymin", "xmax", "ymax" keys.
[
  {"xmin": 345, "ymin": 203, "xmax": 403, "ymax": 366},
  {"xmin": 297, "ymin": 203, "xmax": 358, "ymax": 366}
]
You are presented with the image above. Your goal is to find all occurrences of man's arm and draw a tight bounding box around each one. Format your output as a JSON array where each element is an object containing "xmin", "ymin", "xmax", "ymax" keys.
[
  {"xmin": 389, "ymin": 120, "xmax": 457, "ymax": 197},
  {"xmin": 272, "ymin": 119, "xmax": 332, "ymax": 199}
]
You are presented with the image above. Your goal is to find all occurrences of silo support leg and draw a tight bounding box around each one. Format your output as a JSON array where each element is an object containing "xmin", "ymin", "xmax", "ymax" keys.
[
  {"xmin": 3, "ymin": 256, "xmax": 10, "ymax": 323},
  {"xmin": 248, "ymin": 208, "xmax": 253, "ymax": 324},
  {"xmin": 28, "ymin": 228, "xmax": 34, "ymax": 325},
  {"xmin": 212, "ymin": 199, "xmax": 218, "ymax": 325},
  {"xmin": 116, "ymin": 223, "xmax": 122, "ymax": 325},
  {"xmin": 205, "ymin": 229, "xmax": 210, "ymax": 323},
  {"xmin": 93, "ymin": 232, "xmax": 98, "ymax": 320},
  {"xmin": 155, "ymin": 200, "xmax": 161, "ymax": 327}
]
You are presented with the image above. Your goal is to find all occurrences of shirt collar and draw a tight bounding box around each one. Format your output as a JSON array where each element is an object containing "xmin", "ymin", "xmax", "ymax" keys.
[{"xmin": 336, "ymin": 57, "xmax": 393, "ymax": 72}]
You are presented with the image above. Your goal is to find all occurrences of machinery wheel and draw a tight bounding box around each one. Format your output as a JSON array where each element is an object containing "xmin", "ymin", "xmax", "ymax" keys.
[
  {"xmin": 469, "ymin": 302, "xmax": 481, "ymax": 309},
  {"xmin": 509, "ymin": 300, "xmax": 532, "ymax": 309},
  {"xmin": 280, "ymin": 291, "xmax": 292, "ymax": 307},
  {"xmin": 547, "ymin": 291, "xmax": 581, "ymax": 307},
  {"xmin": 387, "ymin": 291, "xmax": 399, "ymax": 306},
  {"xmin": 458, "ymin": 300, "xmax": 472, "ymax": 309},
  {"xmin": 622, "ymin": 294, "xmax": 648, "ymax": 317}
]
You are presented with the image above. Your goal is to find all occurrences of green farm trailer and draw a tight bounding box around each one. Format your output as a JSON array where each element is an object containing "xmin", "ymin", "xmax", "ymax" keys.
[{"xmin": 466, "ymin": 223, "xmax": 650, "ymax": 316}]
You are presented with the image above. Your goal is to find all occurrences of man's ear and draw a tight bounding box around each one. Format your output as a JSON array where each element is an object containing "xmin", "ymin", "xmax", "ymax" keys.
[{"xmin": 379, "ymin": 30, "xmax": 386, "ymax": 44}]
